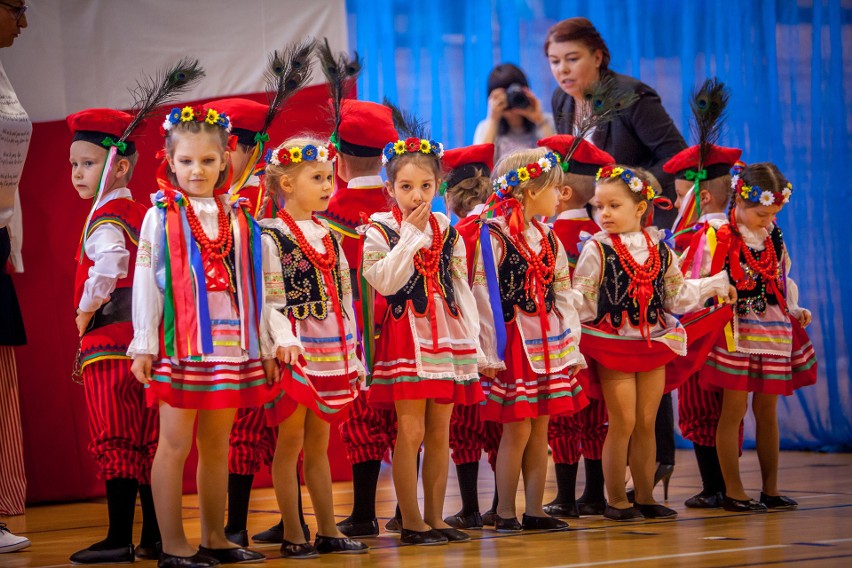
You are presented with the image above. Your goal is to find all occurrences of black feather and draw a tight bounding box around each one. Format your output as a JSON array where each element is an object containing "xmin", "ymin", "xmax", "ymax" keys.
[
  {"xmin": 383, "ymin": 98, "xmax": 427, "ymax": 140},
  {"xmin": 689, "ymin": 78, "xmax": 729, "ymax": 169},
  {"xmin": 123, "ymin": 58, "xmax": 205, "ymax": 140},
  {"xmin": 564, "ymin": 77, "xmax": 638, "ymax": 163},
  {"xmin": 317, "ymin": 38, "xmax": 362, "ymax": 139},
  {"xmin": 262, "ymin": 37, "xmax": 316, "ymax": 134}
]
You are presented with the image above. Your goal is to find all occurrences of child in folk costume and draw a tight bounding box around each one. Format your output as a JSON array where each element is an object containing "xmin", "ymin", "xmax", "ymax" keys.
[
  {"xmin": 474, "ymin": 147, "xmax": 588, "ymax": 533},
  {"xmin": 129, "ymin": 101, "xmax": 273, "ymax": 568},
  {"xmin": 361, "ymin": 123, "xmax": 484, "ymax": 546},
  {"xmin": 665, "ymin": 79, "xmax": 744, "ymax": 509},
  {"xmin": 536, "ymin": 134, "xmax": 613, "ymax": 518},
  {"xmin": 67, "ymin": 108, "xmax": 160, "ymax": 564},
  {"xmin": 259, "ymin": 137, "xmax": 368, "ymax": 557},
  {"xmin": 441, "ymin": 143, "xmax": 504, "ymax": 530},
  {"xmin": 700, "ymin": 162, "xmax": 817, "ymax": 512},
  {"xmin": 571, "ymin": 164, "xmax": 736, "ymax": 522}
]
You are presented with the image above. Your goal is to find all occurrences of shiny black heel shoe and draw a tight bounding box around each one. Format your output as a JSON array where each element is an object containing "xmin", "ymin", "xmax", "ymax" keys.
[{"xmin": 626, "ymin": 463, "xmax": 675, "ymax": 502}]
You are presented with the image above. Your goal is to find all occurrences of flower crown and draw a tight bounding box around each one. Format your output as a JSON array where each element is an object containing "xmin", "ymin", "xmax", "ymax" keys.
[
  {"xmin": 382, "ymin": 137, "xmax": 444, "ymax": 165},
  {"xmin": 731, "ymin": 171, "xmax": 792, "ymax": 206},
  {"xmin": 264, "ymin": 143, "xmax": 337, "ymax": 167},
  {"xmin": 492, "ymin": 151, "xmax": 559, "ymax": 199},
  {"xmin": 596, "ymin": 165, "xmax": 655, "ymax": 201},
  {"xmin": 163, "ymin": 106, "xmax": 231, "ymax": 132}
]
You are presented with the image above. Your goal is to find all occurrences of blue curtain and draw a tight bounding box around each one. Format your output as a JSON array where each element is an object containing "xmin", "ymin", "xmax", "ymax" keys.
[{"xmin": 346, "ymin": 0, "xmax": 852, "ymax": 450}]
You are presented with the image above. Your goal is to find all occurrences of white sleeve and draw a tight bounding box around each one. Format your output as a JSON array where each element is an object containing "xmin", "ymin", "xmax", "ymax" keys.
[
  {"xmin": 361, "ymin": 222, "xmax": 430, "ymax": 296},
  {"xmin": 470, "ymin": 230, "xmax": 506, "ymax": 370},
  {"xmin": 570, "ymin": 241, "xmax": 603, "ymax": 323},
  {"xmin": 7, "ymin": 189, "xmax": 23, "ymax": 272},
  {"xmin": 127, "ymin": 208, "xmax": 164, "ymax": 357},
  {"xmin": 662, "ymin": 246, "xmax": 730, "ymax": 315},
  {"xmin": 79, "ymin": 223, "xmax": 130, "ymax": 313},
  {"xmin": 553, "ymin": 237, "xmax": 584, "ymax": 351},
  {"xmin": 782, "ymin": 245, "xmax": 805, "ymax": 318},
  {"xmin": 259, "ymin": 233, "xmax": 302, "ymax": 360},
  {"xmin": 450, "ymin": 231, "xmax": 486, "ymax": 366},
  {"xmin": 337, "ymin": 246, "xmax": 365, "ymax": 375}
]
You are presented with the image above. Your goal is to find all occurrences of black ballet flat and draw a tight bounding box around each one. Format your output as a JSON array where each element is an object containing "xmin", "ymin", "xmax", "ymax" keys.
[
  {"xmin": 384, "ymin": 516, "xmax": 401, "ymax": 533},
  {"xmin": 494, "ymin": 516, "xmax": 523, "ymax": 533},
  {"xmin": 634, "ymin": 503, "xmax": 678, "ymax": 519},
  {"xmin": 543, "ymin": 501, "xmax": 580, "ymax": 519},
  {"xmin": 399, "ymin": 528, "xmax": 448, "ymax": 546},
  {"xmin": 313, "ymin": 535, "xmax": 368, "ymax": 554},
  {"xmin": 158, "ymin": 552, "xmax": 220, "ymax": 568},
  {"xmin": 481, "ymin": 509, "xmax": 497, "ymax": 527},
  {"xmin": 603, "ymin": 505, "xmax": 645, "ymax": 522},
  {"xmin": 521, "ymin": 514, "xmax": 569, "ymax": 531},
  {"xmin": 224, "ymin": 530, "xmax": 248, "ymax": 547},
  {"xmin": 434, "ymin": 527, "xmax": 471, "ymax": 542},
  {"xmin": 197, "ymin": 546, "xmax": 265, "ymax": 564},
  {"xmin": 136, "ymin": 541, "xmax": 162, "ymax": 560},
  {"xmin": 722, "ymin": 495, "xmax": 769, "ymax": 513},
  {"xmin": 443, "ymin": 511, "xmax": 484, "ymax": 529},
  {"xmin": 70, "ymin": 543, "xmax": 135, "ymax": 564},
  {"xmin": 335, "ymin": 518, "xmax": 379, "ymax": 538},
  {"xmin": 279, "ymin": 540, "xmax": 319, "ymax": 559},
  {"xmin": 252, "ymin": 520, "xmax": 310, "ymax": 543},
  {"xmin": 576, "ymin": 497, "xmax": 607, "ymax": 516},
  {"xmin": 684, "ymin": 491, "xmax": 724, "ymax": 509},
  {"xmin": 760, "ymin": 492, "xmax": 798, "ymax": 510}
]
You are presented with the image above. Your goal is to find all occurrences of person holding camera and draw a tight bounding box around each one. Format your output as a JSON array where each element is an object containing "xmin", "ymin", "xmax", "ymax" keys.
[{"xmin": 473, "ymin": 63, "xmax": 555, "ymax": 164}]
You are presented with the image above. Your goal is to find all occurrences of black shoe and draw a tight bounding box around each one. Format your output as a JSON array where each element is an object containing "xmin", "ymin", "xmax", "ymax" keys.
[
  {"xmin": 313, "ymin": 535, "xmax": 368, "ymax": 554},
  {"xmin": 760, "ymin": 493, "xmax": 798, "ymax": 510},
  {"xmin": 521, "ymin": 514, "xmax": 569, "ymax": 531},
  {"xmin": 158, "ymin": 552, "xmax": 220, "ymax": 568},
  {"xmin": 494, "ymin": 516, "xmax": 523, "ymax": 533},
  {"xmin": 197, "ymin": 546, "xmax": 265, "ymax": 564},
  {"xmin": 279, "ymin": 540, "xmax": 318, "ymax": 559},
  {"xmin": 70, "ymin": 544, "xmax": 135, "ymax": 564},
  {"xmin": 542, "ymin": 501, "xmax": 580, "ymax": 519},
  {"xmin": 625, "ymin": 464, "xmax": 675, "ymax": 503},
  {"xmin": 443, "ymin": 511, "xmax": 483, "ymax": 530},
  {"xmin": 434, "ymin": 528, "xmax": 471, "ymax": 542},
  {"xmin": 399, "ymin": 528, "xmax": 448, "ymax": 546},
  {"xmin": 481, "ymin": 510, "xmax": 497, "ymax": 527},
  {"xmin": 684, "ymin": 491, "xmax": 723, "ymax": 509},
  {"xmin": 224, "ymin": 530, "xmax": 248, "ymax": 547},
  {"xmin": 136, "ymin": 542, "xmax": 162, "ymax": 560},
  {"xmin": 576, "ymin": 497, "xmax": 607, "ymax": 516},
  {"xmin": 603, "ymin": 505, "xmax": 644, "ymax": 522},
  {"xmin": 722, "ymin": 495, "xmax": 768, "ymax": 513},
  {"xmin": 384, "ymin": 516, "xmax": 401, "ymax": 533},
  {"xmin": 634, "ymin": 503, "xmax": 678, "ymax": 519},
  {"xmin": 252, "ymin": 521, "xmax": 310, "ymax": 544},
  {"xmin": 335, "ymin": 518, "xmax": 378, "ymax": 538}
]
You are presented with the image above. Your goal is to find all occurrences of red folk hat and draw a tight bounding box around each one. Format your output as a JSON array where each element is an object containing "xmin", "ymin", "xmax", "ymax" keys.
[
  {"xmin": 337, "ymin": 99, "xmax": 398, "ymax": 157},
  {"xmin": 441, "ymin": 143, "xmax": 495, "ymax": 189},
  {"xmin": 66, "ymin": 108, "xmax": 137, "ymax": 156},
  {"xmin": 663, "ymin": 144, "xmax": 742, "ymax": 180},
  {"xmin": 207, "ymin": 98, "xmax": 268, "ymax": 147},
  {"xmin": 537, "ymin": 135, "xmax": 614, "ymax": 176}
]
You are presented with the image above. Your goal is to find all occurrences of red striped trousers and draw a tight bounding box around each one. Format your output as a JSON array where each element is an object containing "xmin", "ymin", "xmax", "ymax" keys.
[
  {"xmin": 229, "ymin": 407, "xmax": 277, "ymax": 475},
  {"xmin": 338, "ymin": 394, "xmax": 397, "ymax": 464},
  {"xmin": 449, "ymin": 403, "xmax": 502, "ymax": 471},
  {"xmin": 547, "ymin": 397, "xmax": 608, "ymax": 464}
]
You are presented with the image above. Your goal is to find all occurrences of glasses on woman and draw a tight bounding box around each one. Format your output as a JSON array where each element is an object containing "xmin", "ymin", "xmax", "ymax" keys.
[{"xmin": 0, "ymin": 2, "xmax": 27, "ymax": 24}]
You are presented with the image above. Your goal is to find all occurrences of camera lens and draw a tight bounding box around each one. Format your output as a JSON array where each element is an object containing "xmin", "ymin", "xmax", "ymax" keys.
[{"xmin": 505, "ymin": 84, "xmax": 531, "ymax": 110}]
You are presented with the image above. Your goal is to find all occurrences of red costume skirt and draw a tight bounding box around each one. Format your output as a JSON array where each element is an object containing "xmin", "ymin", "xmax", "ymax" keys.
[{"xmin": 264, "ymin": 357, "xmax": 360, "ymax": 426}]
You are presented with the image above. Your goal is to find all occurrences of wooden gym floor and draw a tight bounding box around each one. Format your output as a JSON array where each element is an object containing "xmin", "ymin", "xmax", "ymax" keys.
[{"xmin": 2, "ymin": 450, "xmax": 851, "ymax": 567}]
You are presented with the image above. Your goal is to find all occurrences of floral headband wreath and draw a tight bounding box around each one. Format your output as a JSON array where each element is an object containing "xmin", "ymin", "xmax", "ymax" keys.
[
  {"xmin": 730, "ymin": 162, "xmax": 792, "ymax": 206},
  {"xmin": 382, "ymin": 137, "xmax": 445, "ymax": 166},
  {"xmin": 596, "ymin": 165, "xmax": 657, "ymax": 201},
  {"xmin": 265, "ymin": 142, "xmax": 337, "ymax": 167},
  {"xmin": 492, "ymin": 151, "xmax": 560, "ymax": 199},
  {"xmin": 163, "ymin": 105, "xmax": 232, "ymax": 132}
]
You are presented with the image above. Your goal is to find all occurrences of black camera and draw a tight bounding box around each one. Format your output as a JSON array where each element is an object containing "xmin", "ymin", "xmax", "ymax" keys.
[{"xmin": 505, "ymin": 83, "xmax": 531, "ymax": 110}]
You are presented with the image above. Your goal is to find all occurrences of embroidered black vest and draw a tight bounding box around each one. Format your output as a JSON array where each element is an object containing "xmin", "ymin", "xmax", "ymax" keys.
[
  {"xmin": 592, "ymin": 241, "xmax": 671, "ymax": 329},
  {"xmin": 727, "ymin": 226, "xmax": 785, "ymax": 317},
  {"xmin": 263, "ymin": 226, "xmax": 343, "ymax": 321},
  {"xmin": 371, "ymin": 221, "xmax": 459, "ymax": 319},
  {"xmin": 490, "ymin": 223, "xmax": 559, "ymax": 322}
]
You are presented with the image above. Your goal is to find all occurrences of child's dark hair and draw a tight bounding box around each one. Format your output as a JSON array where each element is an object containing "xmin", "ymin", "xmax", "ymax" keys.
[
  {"xmin": 445, "ymin": 171, "xmax": 491, "ymax": 218},
  {"xmin": 487, "ymin": 63, "xmax": 536, "ymax": 136},
  {"xmin": 164, "ymin": 120, "xmax": 230, "ymax": 188},
  {"xmin": 730, "ymin": 162, "xmax": 788, "ymax": 210},
  {"xmin": 595, "ymin": 164, "xmax": 653, "ymax": 223},
  {"xmin": 385, "ymin": 151, "xmax": 443, "ymax": 186}
]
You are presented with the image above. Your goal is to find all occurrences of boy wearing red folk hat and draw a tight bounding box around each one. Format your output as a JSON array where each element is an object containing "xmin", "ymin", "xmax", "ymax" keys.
[
  {"xmin": 66, "ymin": 108, "xmax": 160, "ymax": 563},
  {"xmin": 316, "ymin": 100, "xmax": 402, "ymax": 538},
  {"xmin": 439, "ymin": 144, "xmax": 503, "ymax": 529},
  {"xmin": 537, "ymin": 134, "xmax": 613, "ymax": 518},
  {"xmin": 665, "ymin": 140, "xmax": 743, "ymax": 510}
]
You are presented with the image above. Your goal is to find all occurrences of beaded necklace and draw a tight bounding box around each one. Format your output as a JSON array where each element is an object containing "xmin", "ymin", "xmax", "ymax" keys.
[
  {"xmin": 185, "ymin": 197, "xmax": 233, "ymax": 291},
  {"xmin": 610, "ymin": 231, "xmax": 662, "ymax": 342}
]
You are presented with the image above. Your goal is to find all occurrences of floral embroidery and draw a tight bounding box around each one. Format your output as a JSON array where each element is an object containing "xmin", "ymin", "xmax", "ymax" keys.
[{"xmin": 137, "ymin": 240, "xmax": 152, "ymax": 268}]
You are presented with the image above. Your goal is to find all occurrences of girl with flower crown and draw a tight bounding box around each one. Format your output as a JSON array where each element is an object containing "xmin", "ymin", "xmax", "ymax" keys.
[
  {"xmin": 698, "ymin": 162, "xmax": 816, "ymax": 513},
  {"xmin": 360, "ymin": 130, "xmax": 484, "ymax": 546},
  {"xmin": 257, "ymin": 136, "xmax": 368, "ymax": 558},
  {"xmin": 473, "ymin": 147, "xmax": 588, "ymax": 533},
  {"xmin": 129, "ymin": 106, "xmax": 271, "ymax": 567},
  {"xmin": 571, "ymin": 164, "xmax": 737, "ymax": 522}
]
